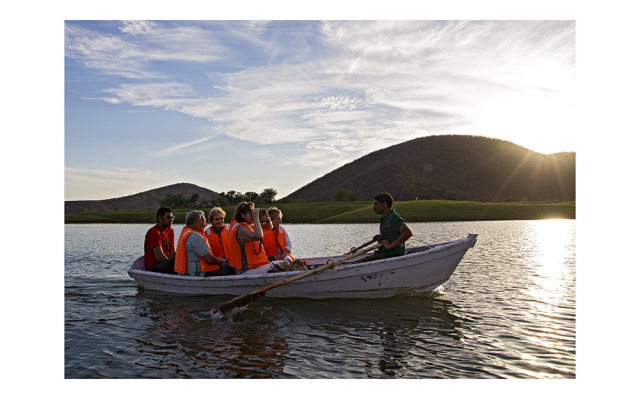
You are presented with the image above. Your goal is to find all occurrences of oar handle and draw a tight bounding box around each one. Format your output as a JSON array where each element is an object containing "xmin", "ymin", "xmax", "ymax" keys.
[
  {"xmin": 268, "ymin": 242, "xmax": 381, "ymax": 288},
  {"xmin": 346, "ymin": 238, "xmax": 377, "ymax": 254},
  {"xmin": 212, "ymin": 243, "xmax": 381, "ymax": 315},
  {"xmin": 241, "ymin": 242, "xmax": 381, "ymax": 295}
]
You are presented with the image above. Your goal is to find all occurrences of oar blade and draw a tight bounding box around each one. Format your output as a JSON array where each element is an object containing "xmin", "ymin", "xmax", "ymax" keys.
[{"xmin": 212, "ymin": 290, "xmax": 267, "ymax": 315}]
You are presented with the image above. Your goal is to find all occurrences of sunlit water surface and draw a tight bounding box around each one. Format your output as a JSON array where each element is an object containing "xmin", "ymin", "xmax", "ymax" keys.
[{"xmin": 65, "ymin": 220, "xmax": 575, "ymax": 378}]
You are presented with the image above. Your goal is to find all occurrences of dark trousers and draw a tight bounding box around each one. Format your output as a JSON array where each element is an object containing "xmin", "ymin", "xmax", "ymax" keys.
[
  {"xmin": 150, "ymin": 258, "xmax": 176, "ymax": 274},
  {"xmin": 204, "ymin": 262, "xmax": 235, "ymax": 277}
]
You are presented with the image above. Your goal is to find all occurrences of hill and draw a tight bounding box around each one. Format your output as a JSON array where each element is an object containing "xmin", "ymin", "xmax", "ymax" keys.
[
  {"xmin": 65, "ymin": 183, "xmax": 219, "ymax": 214},
  {"xmin": 284, "ymin": 135, "xmax": 575, "ymax": 202},
  {"xmin": 64, "ymin": 135, "xmax": 576, "ymax": 213}
]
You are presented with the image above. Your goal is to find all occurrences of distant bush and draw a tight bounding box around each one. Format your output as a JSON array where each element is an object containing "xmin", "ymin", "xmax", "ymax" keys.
[
  {"xmin": 160, "ymin": 194, "xmax": 191, "ymax": 208},
  {"xmin": 333, "ymin": 188, "xmax": 357, "ymax": 202}
]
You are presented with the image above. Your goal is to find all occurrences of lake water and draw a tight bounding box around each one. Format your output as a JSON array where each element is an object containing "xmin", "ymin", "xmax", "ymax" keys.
[{"xmin": 64, "ymin": 220, "xmax": 575, "ymax": 379}]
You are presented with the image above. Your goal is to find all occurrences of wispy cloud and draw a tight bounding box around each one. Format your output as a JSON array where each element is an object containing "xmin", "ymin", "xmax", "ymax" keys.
[
  {"xmin": 65, "ymin": 21, "xmax": 227, "ymax": 79},
  {"xmin": 65, "ymin": 20, "xmax": 575, "ymax": 199},
  {"xmin": 70, "ymin": 21, "xmax": 573, "ymax": 153},
  {"xmin": 156, "ymin": 133, "xmax": 220, "ymax": 156},
  {"xmin": 65, "ymin": 166, "xmax": 178, "ymax": 200},
  {"xmin": 100, "ymin": 82, "xmax": 196, "ymax": 107}
]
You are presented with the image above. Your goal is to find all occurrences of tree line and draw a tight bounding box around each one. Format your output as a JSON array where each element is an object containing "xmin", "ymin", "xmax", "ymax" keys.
[
  {"xmin": 160, "ymin": 187, "xmax": 359, "ymax": 208},
  {"xmin": 160, "ymin": 188, "xmax": 278, "ymax": 209}
]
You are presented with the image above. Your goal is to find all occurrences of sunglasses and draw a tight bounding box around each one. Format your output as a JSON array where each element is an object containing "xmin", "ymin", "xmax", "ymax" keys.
[{"xmin": 165, "ymin": 215, "xmax": 175, "ymax": 220}]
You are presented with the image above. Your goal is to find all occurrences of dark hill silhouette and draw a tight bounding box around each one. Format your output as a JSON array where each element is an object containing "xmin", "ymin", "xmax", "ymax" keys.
[
  {"xmin": 64, "ymin": 136, "xmax": 575, "ymax": 213},
  {"xmin": 65, "ymin": 183, "xmax": 219, "ymax": 214},
  {"xmin": 284, "ymin": 135, "xmax": 575, "ymax": 202}
]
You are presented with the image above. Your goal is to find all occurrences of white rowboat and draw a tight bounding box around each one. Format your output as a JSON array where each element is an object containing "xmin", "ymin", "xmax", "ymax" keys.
[{"xmin": 127, "ymin": 234, "xmax": 478, "ymax": 298}]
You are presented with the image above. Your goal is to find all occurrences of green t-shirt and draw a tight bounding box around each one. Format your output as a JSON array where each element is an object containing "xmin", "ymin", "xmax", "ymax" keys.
[{"xmin": 375, "ymin": 209, "xmax": 407, "ymax": 257}]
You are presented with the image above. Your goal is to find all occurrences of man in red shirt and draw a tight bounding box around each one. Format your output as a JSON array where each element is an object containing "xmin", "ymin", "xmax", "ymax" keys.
[{"xmin": 144, "ymin": 206, "xmax": 176, "ymax": 273}]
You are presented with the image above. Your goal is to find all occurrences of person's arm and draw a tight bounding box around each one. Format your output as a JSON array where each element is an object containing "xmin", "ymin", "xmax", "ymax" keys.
[
  {"xmin": 239, "ymin": 209, "xmax": 265, "ymax": 241},
  {"xmin": 278, "ymin": 230, "xmax": 293, "ymax": 260},
  {"xmin": 192, "ymin": 235, "xmax": 225, "ymax": 265},
  {"xmin": 147, "ymin": 229, "xmax": 170, "ymax": 261},
  {"xmin": 261, "ymin": 218, "xmax": 273, "ymax": 231},
  {"xmin": 380, "ymin": 225, "xmax": 412, "ymax": 249},
  {"xmin": 201, "ymin": 252, "xmax": 225, "ymax": 265},
  {"xmin": 169, "ymin": 231, "xmax": 176, "ymax": 257},
  {"xmin": 152, "ymin": 247, "xmax": 169, "ymax": 261}
]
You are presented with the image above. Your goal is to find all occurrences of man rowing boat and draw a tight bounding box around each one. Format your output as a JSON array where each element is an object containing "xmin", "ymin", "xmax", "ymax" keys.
[{"xmin": 357, "ymin": 192, "xmax": 413, "ymax": 263}]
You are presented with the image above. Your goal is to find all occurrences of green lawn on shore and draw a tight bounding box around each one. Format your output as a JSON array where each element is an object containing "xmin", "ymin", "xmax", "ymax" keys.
[{"xmin": 64, "ymin": 200, "xmax": 575, "ymax": 224}]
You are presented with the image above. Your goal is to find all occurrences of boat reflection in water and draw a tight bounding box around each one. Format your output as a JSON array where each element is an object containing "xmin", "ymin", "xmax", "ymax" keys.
[
  {"xmin": 65, "ymin": 221, "xmax": 575, "ymax": 378},
  {"xmin": 132, "ymin": 292, "xmax": 292, "ymax": 378},
  {"xmin": 131, "ymin": 288, "xmax": 468, "ymax": 378}
]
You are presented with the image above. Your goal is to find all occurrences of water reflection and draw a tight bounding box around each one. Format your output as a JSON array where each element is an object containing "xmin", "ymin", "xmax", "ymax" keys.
[
  {"xmin": 528, "ymin": 220, "xmax": 575, "ymax": 302},
  {"xmin": 65, "ymin": 221, "xmax": 575, "ymax": 378},
  {"xmin": 521, "ymin": 219, "xmax": 575, "ymax": 322},
  {"xmin": 131, "ymin": 292, "xmax": 293, "ymax": 378},
  {"xmin": 253, "ymin": 293, "xmax": 482, "ymax": 378},
  {"xmin": 511, "ymin": 220, "xmax": 576, "ymax": 378}
]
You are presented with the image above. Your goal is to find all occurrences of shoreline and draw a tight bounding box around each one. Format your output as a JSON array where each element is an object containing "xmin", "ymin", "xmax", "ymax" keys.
[{"xmin": 64, "ymin": 200, "xmax": 575, "ymax": 224}]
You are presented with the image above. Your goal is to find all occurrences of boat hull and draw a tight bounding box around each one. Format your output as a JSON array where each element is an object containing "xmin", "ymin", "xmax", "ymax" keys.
[{"xmin": 127, "ymin": 234, "xmax": 477, "ymax": 298}]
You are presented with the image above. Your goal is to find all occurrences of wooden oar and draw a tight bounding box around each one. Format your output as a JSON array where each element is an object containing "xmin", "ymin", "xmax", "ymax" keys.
[
  {"xmin": 344, "ymin": 238, "xmax": 377, "ymax": 255},
  {"xmin": 211, "ymin": 242, "xmax": 382, "ymax": 315}
]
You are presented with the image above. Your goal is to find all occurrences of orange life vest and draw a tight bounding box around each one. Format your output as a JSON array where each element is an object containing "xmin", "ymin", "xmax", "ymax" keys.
[
  {"xmin": 227, "ymin": 221, "xmax": 269, "ymax": 270},
  {"xmin": 205, "ymin": 225, "xmax": 229, "ymax": 259},
  {"xmin": 262, "ymin": 226, "xmax": 295, "ymax": 261},
  {"xmin": 174, "ymin": 226, "xmax": 220, "ymax": 274}
]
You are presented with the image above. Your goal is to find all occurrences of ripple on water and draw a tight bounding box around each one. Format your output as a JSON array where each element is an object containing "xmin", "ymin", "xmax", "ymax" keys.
[{"xmin": 65, "ymin": 221, "xmax": 575, "ymax": 378}]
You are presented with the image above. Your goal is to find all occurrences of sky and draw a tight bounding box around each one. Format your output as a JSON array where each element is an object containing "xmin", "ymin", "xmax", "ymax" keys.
[{"xmin": 64, "ymin": 19, "xmax": 576, "ymax": 201}]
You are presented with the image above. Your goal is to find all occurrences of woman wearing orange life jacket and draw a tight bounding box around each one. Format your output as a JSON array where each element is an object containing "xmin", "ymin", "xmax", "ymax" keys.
[
  {"xmin": 205, "ymin": 206, "xmax": 230, "ymax": 259},
  {"xmin": 262, "ymin": 207, "xmax": 295, "ymax": 262},
  {"xmin": 227, "ymin": 201, "xmax": 279, "ymax": 275},
  {"xmin": 174, "ymin": 210, "xmax": 233, "ymax": 277}
]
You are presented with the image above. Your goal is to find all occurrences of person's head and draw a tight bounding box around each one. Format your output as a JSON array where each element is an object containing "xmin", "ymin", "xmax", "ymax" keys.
[
  {"xmin": 208, "ymin": 207, "xmax": 226, "ymax": 229},
  {"xmin": 156, "ymin": 206, "xmax": 174, "ymax": 227},
  {"xmin": 185, "ymin": 210, "xmax": 206, "ymax": 232},
  {"xmin": 373, "ymin": 193, "xmax": 393, "ymax": 215},
  {"xmin": 234, "ymin": 202, "xmax": 255, "ymax": 223},
  {"xmin": 267, "ymin": 207, "xmax": 283, "ymax": 227}
]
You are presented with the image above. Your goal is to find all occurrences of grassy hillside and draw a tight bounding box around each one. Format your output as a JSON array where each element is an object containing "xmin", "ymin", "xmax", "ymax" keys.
[
  {"xmin": 317, "ymin": 200, "xmax": 575, "ymax": 223},
  {"xmin": 64, "ymin": 200, "xmax": 575, "ymax": 224},
  {"xmin": 285, "ymin": 135, "xmax": 575, "ymax": 203},
  {"xmin": 65, "ymin": 182, "xmax": 220, "ymax": 214},
  {"xmin": 64, "ymin": 135, "xmax": 576, "ymax": 215}
]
